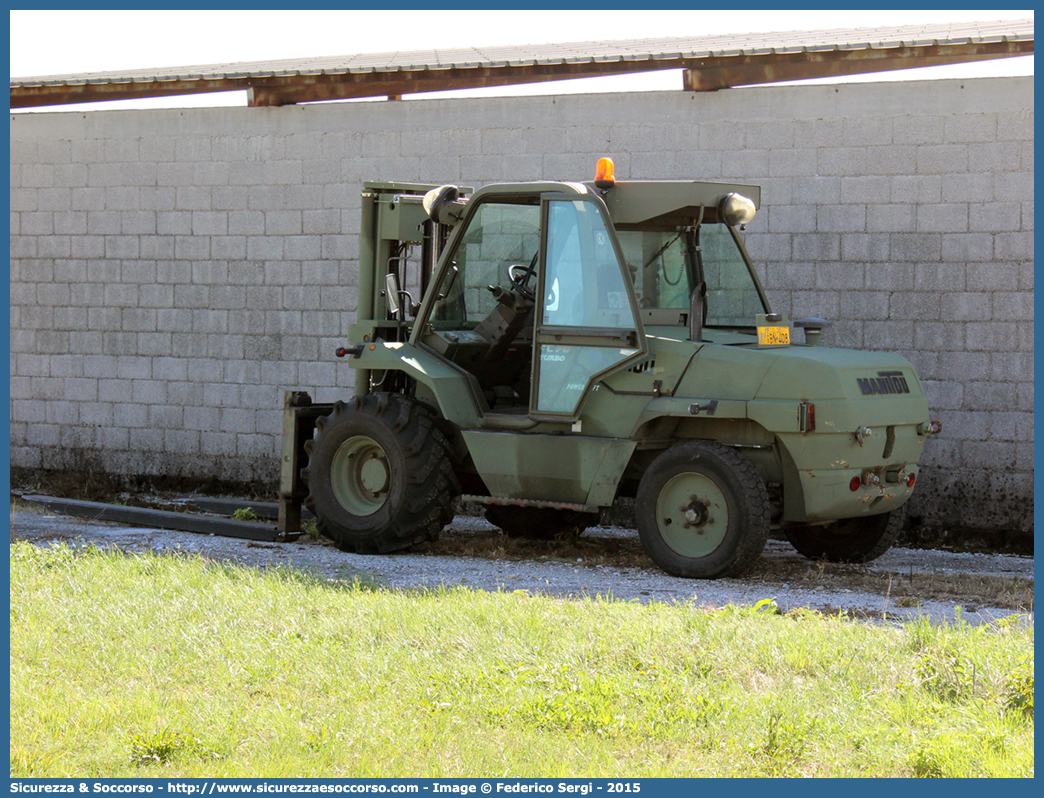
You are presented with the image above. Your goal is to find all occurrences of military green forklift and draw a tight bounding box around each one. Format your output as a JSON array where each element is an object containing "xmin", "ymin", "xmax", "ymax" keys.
[{"xmin": 279, "ymin": 159, "xmax": 940, "ymax": 579}]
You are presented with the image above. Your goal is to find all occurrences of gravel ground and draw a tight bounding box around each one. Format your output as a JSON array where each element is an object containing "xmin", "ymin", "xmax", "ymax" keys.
[{"xmin": 10, "ymin": 508, "xmax": 1034, "ymax": 627}]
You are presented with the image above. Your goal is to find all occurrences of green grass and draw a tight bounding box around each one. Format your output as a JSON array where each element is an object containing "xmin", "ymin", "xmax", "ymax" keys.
[{"xmin": 9, "ymin": 542, "xmax": 1034, "ymax": 778}]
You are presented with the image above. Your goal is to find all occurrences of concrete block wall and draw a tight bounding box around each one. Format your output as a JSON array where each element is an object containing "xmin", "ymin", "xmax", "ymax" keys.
[{"xmin": 9, "ymin": 76, "xmax": 1034, "ymax": 536}]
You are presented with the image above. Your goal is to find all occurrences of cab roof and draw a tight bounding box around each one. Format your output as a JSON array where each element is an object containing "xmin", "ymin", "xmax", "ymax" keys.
[
  {"xmin": 594, "ymin": 180, "xmax": 762, "ymax": 228},
  {"xmin": 462, "ymin": 178, "xmax": 762, "ymax": 229}
]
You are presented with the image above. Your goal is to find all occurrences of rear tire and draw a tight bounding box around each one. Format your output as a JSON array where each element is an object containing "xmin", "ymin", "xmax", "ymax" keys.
[
  {"xmin": 635, "ymin": 441, "xmax": 769, "ymax": 579},
  {"xmin": 485, "ymin": 505, "xmax": 592, "ymax": 540},
  {"xmin": 302, "ymin": 393, "xmax": 458, "ymax": 553},
  {"xmin": 784, "ymin": 510, "xmax": 903, "ymax": 563}
]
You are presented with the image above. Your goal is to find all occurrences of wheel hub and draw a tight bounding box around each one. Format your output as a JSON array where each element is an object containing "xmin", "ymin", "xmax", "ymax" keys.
[
  {"xmin": 682, "ymin": 498, "xmax": 712, "ymax": 530},
  {"xmin": 360, "ymin": 453, "xmax": 389, "ymax": 495},
  {"xmin": 330, "ymin": 435, "xmax": 390, "ymax": 516},
  {"xmin": 656, "ymin": 472, "xmax": 729, "ymax": 558}
]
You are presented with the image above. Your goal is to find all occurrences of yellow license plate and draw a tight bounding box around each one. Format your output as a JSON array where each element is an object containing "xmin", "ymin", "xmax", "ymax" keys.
[{"xmin": 757, "ymin": 326, "xmax": 791, "ymax": 346}]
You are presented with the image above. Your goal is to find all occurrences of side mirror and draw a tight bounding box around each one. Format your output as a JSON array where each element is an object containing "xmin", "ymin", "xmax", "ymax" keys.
[
  {"xmin": 422, "ymin": 185, "xmax": 466, "ymax": 225},
  {"xmin": 385, "ymin": 273, "xmax": 401, "ymax": 317}
]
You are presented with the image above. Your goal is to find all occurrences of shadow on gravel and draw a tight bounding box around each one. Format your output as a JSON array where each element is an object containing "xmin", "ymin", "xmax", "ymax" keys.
[{"xmin": 421, "ymin": 524, "xmax": 1034, "ymax": 613}]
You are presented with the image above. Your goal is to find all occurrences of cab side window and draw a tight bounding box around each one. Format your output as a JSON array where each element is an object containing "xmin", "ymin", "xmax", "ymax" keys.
[
  {"xmin": 430, "ymin": 200, "xmax": 540, "ymax": 328},
  {"xmin": 543, "ymin": 200, "xmax": 636, "ymax": 330}
]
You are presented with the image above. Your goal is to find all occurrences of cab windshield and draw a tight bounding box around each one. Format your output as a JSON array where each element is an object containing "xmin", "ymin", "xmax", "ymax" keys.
[{"xmin": 615, "ymin": 224, "xmax": 767, "ymax": 327}]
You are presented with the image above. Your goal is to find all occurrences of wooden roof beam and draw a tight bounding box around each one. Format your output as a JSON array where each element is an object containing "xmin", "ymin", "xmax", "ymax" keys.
[
  {"xmin": 246, "ymin": 60, "xmax": 680, "ymax": 107},
  {"xmin": 248, "ymin": 39, "xmax": 1032, "ymax": 106},
  {"xmin": 683, "ymin": 40, "xmax": 1032, "ymax": 91},
  {"xmin": 11, "ymin": 79, "xmax": 245, "ymax": 109}
]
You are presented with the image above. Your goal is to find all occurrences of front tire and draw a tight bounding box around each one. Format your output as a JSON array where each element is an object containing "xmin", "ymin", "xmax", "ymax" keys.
[
  {"xmin": 302, "ymin": 393, "xmax": 459, "ymax": 553},
  {"xmin": 784, "ymin": 510, "xmax": 903, "ymax": 563},
  {"xmin": 635, "ymin": 441, "xmax": 769, "ymax": 579}
]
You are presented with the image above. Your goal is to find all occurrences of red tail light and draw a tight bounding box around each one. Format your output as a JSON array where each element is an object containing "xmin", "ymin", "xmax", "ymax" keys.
[{"xmin": 799, "ymin": 402, "xmax": 815, "ymax": 432}]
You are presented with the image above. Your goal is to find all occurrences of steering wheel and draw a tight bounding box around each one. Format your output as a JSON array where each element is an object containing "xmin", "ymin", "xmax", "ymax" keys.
[{"xmin": 507, "ymin": 253, "xmax": 538, "ymax": 301}]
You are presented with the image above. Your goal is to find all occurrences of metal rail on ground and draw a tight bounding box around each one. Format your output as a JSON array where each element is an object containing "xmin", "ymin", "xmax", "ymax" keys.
[{"xmin": 20, "ymin": 495, "xmax": 299, "ymax": 543}]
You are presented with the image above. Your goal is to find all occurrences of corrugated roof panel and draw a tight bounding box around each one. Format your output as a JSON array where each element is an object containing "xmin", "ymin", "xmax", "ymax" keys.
[{"xmin": 9, "ymin": 18, "xmax": 1032, "ymax": 94}]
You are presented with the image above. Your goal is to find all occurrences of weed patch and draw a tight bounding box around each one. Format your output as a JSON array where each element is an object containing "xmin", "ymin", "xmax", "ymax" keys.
[
  {"xmin": 127, "ymin": 729, "xmax": 211, "ymax": 767},
  {"xmin": 917, "ymin": 648, "xmax": 978, "ymax": 703},
  {"xmin": 1004, "ymin": 657, "xmax": 1034, "ymax": 721}
]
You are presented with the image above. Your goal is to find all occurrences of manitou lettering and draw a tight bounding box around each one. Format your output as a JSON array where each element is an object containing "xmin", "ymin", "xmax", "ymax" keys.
[{"xmin": 857, "ymin": 371, "xmax": 910, "ymax": 396}]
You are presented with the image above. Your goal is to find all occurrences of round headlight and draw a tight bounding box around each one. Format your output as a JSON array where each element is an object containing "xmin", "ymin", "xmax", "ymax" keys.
[{"xmin": 719, "ymin": 193, "xmax": 756, "ymax": 227}]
